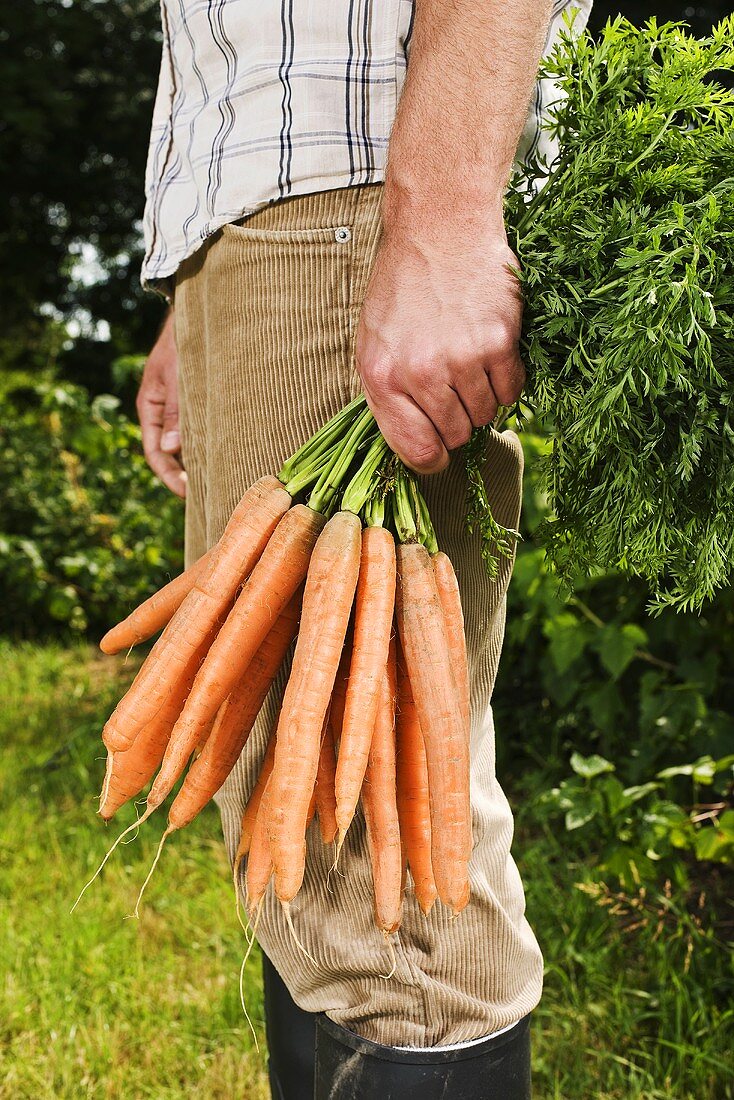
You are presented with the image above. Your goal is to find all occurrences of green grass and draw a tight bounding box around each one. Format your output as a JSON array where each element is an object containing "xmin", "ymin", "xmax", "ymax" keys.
[
  {"xmin": 0, "ymin": 642, "xmax": 268, "ymax": 1100},
  {"xmin": 1, "ymin": 641, "xmax": 731, "ymax": 1099}
]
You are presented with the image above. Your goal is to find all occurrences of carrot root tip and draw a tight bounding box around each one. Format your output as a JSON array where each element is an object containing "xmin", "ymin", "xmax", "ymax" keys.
[
  {"xmin": 379, "ymin": 932, "xmax": 398, "ymax": 981},
  {"xmin": 281, "ymin": 901, "xmax": 317, "ymax": 967},
  {"xmin": 238, "ymin": 900, "xmax": 263, "ymax": 1053},
  {"xmin": 325, "ymin": 844, "xmax": 340, "ymax": 893},
  {"xmin": 97, "ymin": 752, "xmax": 114, "ymax": 817},
  {"xmin": 232, "ymin": 856, "xmax": 251, "ymax": 938},
  {"xmin": 70, "ymin": 804, "xmax": 153, "ymax": 914},
  {"xmin": 131, "ymin": 824, "xmax": 174, "ymax": 919}
]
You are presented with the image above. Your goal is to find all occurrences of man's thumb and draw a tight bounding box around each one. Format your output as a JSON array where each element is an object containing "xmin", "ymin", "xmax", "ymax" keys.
[{"xmin": 161, "ymin": 403, "xmax": 180, "ymax": 453}]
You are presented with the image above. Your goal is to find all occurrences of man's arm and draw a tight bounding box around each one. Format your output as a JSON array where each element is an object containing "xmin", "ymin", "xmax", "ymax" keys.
[
  {"xmin": 357, "ymin": 0, "xmax": 552, "ymax": 473},
  {"xmin": 137, "ymin": 309, "xmax": 187, "ymax": 498}
]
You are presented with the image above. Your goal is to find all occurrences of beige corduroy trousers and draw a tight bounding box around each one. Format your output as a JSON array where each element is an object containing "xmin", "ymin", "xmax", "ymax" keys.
[{"xmin": 173, "ymin": 183, "xmax": 543, "ymax": 1049}]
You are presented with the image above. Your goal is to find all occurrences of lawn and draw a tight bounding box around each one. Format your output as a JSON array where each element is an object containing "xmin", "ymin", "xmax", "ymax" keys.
[{"xmin": 1, "ymin": 641, "xmax": 731, "ymax": 1099}]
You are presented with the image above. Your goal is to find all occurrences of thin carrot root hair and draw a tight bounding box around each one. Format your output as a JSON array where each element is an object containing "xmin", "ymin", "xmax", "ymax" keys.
[
  {"xmin": 325, "ymin": 839, "xmax": 343, "ymax": 892},
  {"xmin": 70, "ymin": 803, "xmax": 155, "ymax": 914},
  {"xmin": 233, "ymin": 853, "xmax": 259, "ymax": 945},
  {"xmin": 132, "ymin": 824, "xmax": 174, "ymax": 919},
  {"xmin": 98, "ymin": 752, "xmax": 114, "ymax": 815},
  {"xmin": 379, "ymin": 932, "xmax": 398, "ymax": 982},
  {"xmin": 281, "ymin": 901, "xmax": 317, "ymax": 967},
  {"xmin": 334, "ymin": 829, "xmax": 347, "ymax": 868},
  {"xmin": 232, "ymin": 855, "xmax": 249, "ymax": 937},
  {"xmin": 238, "ymin": 899, "xmax": 263, "ymax": 1052}
]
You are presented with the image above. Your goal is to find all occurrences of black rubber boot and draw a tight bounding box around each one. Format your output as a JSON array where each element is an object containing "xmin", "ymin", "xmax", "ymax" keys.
[
  {"xmin": 262, "ymin": 954, "xmax": 316, "ymax": 1100},
  {"xmin": 314, "ymin": 1013, "xmax": 532, "ymax": 1100}
]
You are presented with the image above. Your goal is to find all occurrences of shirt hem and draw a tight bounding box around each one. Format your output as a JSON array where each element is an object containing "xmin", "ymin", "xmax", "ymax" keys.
[{"xmin": 141, "ymin": 170, "xmax": 387, "ymax": 295}]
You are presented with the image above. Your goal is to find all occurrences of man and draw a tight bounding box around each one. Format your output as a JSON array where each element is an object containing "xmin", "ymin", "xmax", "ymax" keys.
[{"xmin": 137, "ymin": 2, "xmax": 591, "ymax": 1096}]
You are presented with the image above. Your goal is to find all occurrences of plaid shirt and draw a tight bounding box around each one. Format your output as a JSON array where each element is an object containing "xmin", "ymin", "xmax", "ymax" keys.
[{"xmin": 142, "ymin": 0, "xmax": 592, "ymax": 288}]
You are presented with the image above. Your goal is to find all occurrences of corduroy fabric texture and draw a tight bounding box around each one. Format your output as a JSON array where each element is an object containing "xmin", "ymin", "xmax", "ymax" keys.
[{"xmin": 173, "ymin": 183, "xmax": 543, "ymax": 1048}]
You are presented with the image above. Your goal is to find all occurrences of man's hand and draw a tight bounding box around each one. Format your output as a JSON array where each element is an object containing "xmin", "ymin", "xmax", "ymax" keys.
[
  {"xmin": 356, "ymin": 217, "xmax": 525, "ymax": 474},
  {"xmin": 356, "ymin": 0, "xmax": 551, "ymax": 474},
  {"xmin": 136, "ymin": 309, "xmax": 187, "ymax": 497}
]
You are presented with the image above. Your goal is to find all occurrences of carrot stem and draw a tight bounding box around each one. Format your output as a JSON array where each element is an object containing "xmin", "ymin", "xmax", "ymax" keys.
[
  {"xmin": 308, "ymin": 408, "xmax": 378, "ymax": 514},
  {"xmin": 341, "ymin": 435, "xmax": 390, "ymax": 515},
  {"xmin": 277, "ymin": 395, "xmax": 366, "ymax": 484}
]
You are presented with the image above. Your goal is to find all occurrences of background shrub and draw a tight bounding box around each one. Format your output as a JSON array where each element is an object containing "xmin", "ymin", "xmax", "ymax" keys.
[{"xmin": 0, "ymin": 376, "xmax": 183, "ymax": 635}]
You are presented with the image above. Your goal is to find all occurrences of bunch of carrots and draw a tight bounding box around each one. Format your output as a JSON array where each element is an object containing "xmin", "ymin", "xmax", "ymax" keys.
[{"xmin": 88, "ymin": 396, "xmax": 492, "ymax": 934}]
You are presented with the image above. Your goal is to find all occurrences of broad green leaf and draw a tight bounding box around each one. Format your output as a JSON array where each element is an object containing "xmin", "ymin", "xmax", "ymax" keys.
[
  {"xmin": 545, "ymin": 613, "xmax": 592, "ymax": 674},
  {"xmin": 695, "ymin": 826, "xmax": 734, "ymax": 863},
  {"xmin": 570, "ymin": 752, "xmax": 615, "ymax": 779},
  {"xmin": 596, "ymin": 623, "xmax": 649, "ymax": 679}
]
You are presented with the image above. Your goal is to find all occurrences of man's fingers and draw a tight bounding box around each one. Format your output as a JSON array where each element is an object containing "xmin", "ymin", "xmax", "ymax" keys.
[
  {"xmin": 138, "ymin": 389, "xmax": 186, "ymax": 497},
  {"xmin": 455, "ymin": 370, "xmax": 499, "ymax": 428},
  {"xmin": 487, "ymin": 349, "xmax": 526, "ymax": 408},
  {"xmin": 161, "ymin": 400, "xmax": 181, "ymax": 455},
  {"xmin": 148, "ymin": 449, "xmax": 188, "ymax": 499},
  {"xmin": 363, "ymin": 388, "xmax": 449, "ymax": 474},
  {"xmin": 412, "ymin": 382, "xmax": 473, "ymax": 452}
]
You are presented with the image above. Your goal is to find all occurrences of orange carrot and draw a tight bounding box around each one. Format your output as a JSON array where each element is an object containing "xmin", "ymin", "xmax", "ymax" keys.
[
  {"xmin": 334, "ymin": 526, "xmax": 396, "ymax": 845},
  {"xmin": 98, "ymin": 625, "xmax": 217, "ymax": 820},
  {"xmin": 168, "ymin": 592, "xmax": 302, "ymax": 832},
  {"xmin": 236, "ymin": 729, "xmax": 278, "ymax": 865},
  {"xmin": 362, "ymin": 639, "xmax": 403, "ymax": 934},
  {"xmin": 395, "ymin": 543, "xmax": 471, "ymax": 915},
  {"xmin": 314, "ymin": 714, "xmax": 338, "ymax": 846},
  {"xmin": 307, "ymin": 779, "xmax": 318, "ymax": 826},
  {"xmin": 103, "ymin": 476, "xmax": 290, "ymax": 754},
  {"xmin": 329, "ymin": 629, "xmax": 351, "ymax": 749},
  {"xmin": 146, "ymin": 506, "xmax": 323, "ymax": 810},
  {"xmin": 245, "ymin": 786, "xmax": 274, "ymax": 910},
  {"xmin": 99, "ymin": 547, "xmax": 215, "ymax": 655},
  {"xmin": 433, "ymin": 551, "xmax": 470, "ymax": 734},
  {"xmin": 245, "ymin": 777, "xmax": 317, "ymax": 911},
  {"xmin": 395, "ymin": 646, "xmax": 437, "ymax": 916},
  {"xmin": 268, "ymin": 511, "xmax": 361, "ymax": 905},
  {"xmin": 194, "ymin": 715, "xmax": 214, "ymax": 758}
]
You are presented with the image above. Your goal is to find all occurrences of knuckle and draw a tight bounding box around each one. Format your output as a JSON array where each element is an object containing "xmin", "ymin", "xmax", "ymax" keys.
[
  {"xmin": 406, "ymin": 440, "xmax": 445, "ymax": 470},
  {"xmin": 444, "ymin": 424, "xmax": 472, "ymax": 451},
  {"xmin": 415, "ymin": 369, "xmax": 439, "ymax": 395},
  {"xmin": 493, "ymin": 363, "xmax": 526, "ymax": 405},
  {"xmin": 486, "ymin": 319, "xmax": 518, "ymax": 358},
  {"xmin": 363, "ymin": 356, "xmax": 397, "ymax": 397},
  {"xmin": 409, "ymin": 357, "xmax": 439, "ymax": 387},
  {"xmin": 475, "ymin": 400, "xmax": 498, "ymax": 428}
]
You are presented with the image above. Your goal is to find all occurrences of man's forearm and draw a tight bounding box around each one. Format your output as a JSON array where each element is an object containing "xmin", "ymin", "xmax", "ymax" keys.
[
  {"xmin": 385, "ymin": 0, "xmax": 552, "ymax": 228},
  {"xmin": 356, "ymin": 0, "xmax": 550, "ymax": 472}
]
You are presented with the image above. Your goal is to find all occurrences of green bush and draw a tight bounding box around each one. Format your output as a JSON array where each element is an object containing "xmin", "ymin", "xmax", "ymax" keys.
[{"xmin": 0, "ymin": 379, "xmax": 183, "ymax": 635}]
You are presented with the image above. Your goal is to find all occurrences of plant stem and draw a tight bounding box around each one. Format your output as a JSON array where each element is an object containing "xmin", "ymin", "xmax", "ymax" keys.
[
  {"xmin": 365, "ymin": 494, "xmax": 386, "ymax": 528},
  {"xmin": 341, "ymin": 435, "xmax": 390, "ymax": 515},
  {"xmin": 277, "ymin": 395, "xmax": 366, "ymax": 484},
  {"xmin": 414, "ymin": 480, "xmax": 439, "ymax": 554},
  {"xmin": 392, "ymin": 469, "xmax": 418, "ymax": 544},
  {"xmin": 307, "ymin": 407, "xmax": 378, "ymax": 514},
  {"xmin": 281, "ymin": 441, "xmax": 341, "ymax": 497}
]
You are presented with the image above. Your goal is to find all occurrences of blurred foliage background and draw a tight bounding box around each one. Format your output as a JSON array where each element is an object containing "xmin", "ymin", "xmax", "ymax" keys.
[{"xmin": 1, "ymin": 2, "xmax": 732, "ymax": 1098}]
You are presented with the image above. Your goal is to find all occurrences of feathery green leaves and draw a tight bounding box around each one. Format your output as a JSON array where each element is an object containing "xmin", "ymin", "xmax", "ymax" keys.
[{"xmin": 503, "ymin": 17, "xmax": 734, "ymax": 611}]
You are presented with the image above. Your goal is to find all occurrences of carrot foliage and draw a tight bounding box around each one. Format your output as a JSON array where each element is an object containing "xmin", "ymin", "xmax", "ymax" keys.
[{"xmin": 501, "ymin": 17, "xmax": 734, "ymax": 610}]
